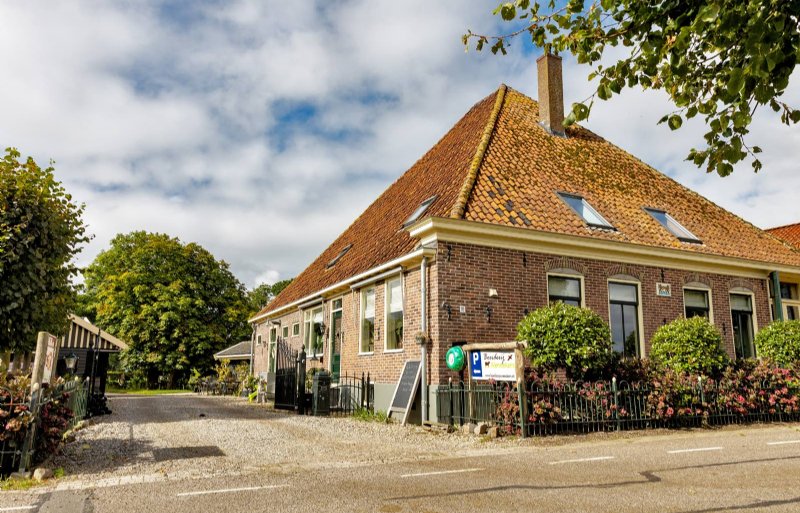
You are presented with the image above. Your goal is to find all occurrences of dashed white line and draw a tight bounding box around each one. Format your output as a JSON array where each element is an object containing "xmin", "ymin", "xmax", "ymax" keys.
[
  {"xmin": 400, "ymin": 468, "xmax": 483, "ymax": 478},
  {"xmin": 767, "ymin": 440, "xmax": 800, "ymax": 446},
  {"xmin": 548, "ymin": 456, "xmax": 615, "ymax": 465},
  {"xmin": 667, "ymin": 447, "xmax": 723, "ymax": 454},
  {"xmin": 176, "ymin": 484, "xmax": 289, "ymax": 497},
  {"xmin": 0, "ymin": 507, "xmax": 37, "ymax": 512}
]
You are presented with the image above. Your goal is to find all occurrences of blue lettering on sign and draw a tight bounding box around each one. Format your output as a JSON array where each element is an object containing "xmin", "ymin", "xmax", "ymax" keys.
[{"xmin": 470, "ymin": 351, "xmax": 482, "ymax": 378}]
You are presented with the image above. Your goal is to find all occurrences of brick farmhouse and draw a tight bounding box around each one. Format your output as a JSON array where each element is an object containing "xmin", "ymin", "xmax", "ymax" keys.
[{"xmin": 250, "ymin": 55, "xmax": 800, "ymax": 422}]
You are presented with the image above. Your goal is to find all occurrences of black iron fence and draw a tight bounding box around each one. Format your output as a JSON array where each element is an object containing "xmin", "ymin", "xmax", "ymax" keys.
[
  {"xmin": 437, "ymin": 378, "xmax": 800, "ymax": 437},
  {"xmin": 1, "ymin": 379, "xmax": 89, "ymax": 477},
  {"xmin": 329, "ymin": 372, "xmax": 374, "ymax": 416}
]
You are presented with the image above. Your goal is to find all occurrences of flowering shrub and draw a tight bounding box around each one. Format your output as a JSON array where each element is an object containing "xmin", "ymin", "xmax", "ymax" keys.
[
  {"xmin": 35, "ymin": 393, "xmax": 73, "ymax": 456},
  {"xmin": 754, "ymin": 320, "xmax": 800, "ymax": 367},
  {"xmin": 649, "ymin": 317, "xmax": 729, "ymax": 375}
]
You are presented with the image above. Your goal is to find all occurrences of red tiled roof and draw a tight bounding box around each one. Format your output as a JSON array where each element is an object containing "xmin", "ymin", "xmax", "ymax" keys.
[
  {"xmin": 767, "ymin": 223, "xmax": 800, "ymax": 249},
  {"xmin": 256, "ymin": 85, "xmax": 800, "ymax": 319}
]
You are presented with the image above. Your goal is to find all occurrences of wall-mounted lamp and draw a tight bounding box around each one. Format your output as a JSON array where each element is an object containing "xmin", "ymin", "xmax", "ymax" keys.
[
  {"xmin": 446, "ymin": 245, "xmax": 452, "ymax": 262},
  {"xmin": 270, "ymin": 320, "xmax": 281, "ymax": 326},
  {"xmin": 64, "ymin": 353, "xmax": 79, "ymax": 374},
  {"xmin": 522, "ymin": 253, "xmax": 527, "ymax": 267},
  {"xmin": 660, "ymin": 269, "xmax": 665, "ymax": 282},
  {"xmin": 442, "ymin": 302, "xmax": 452, "ymax": 320},
  {"xmin": 523, "ymin": 308, "xmax": 529, "ymax": 317},
  {"xmin": 485, "ymin": 305, "xmax": 493, "ymax": 323}
]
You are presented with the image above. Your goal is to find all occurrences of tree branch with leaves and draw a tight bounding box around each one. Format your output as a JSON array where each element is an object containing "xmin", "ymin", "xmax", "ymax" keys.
[{"xmin": 464, "ymin": 0, "xmax": 800, "ymax": 175}]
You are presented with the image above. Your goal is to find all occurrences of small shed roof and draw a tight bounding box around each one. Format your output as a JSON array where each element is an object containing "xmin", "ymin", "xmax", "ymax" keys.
[
  {"xmin": 61, "ymin": 314, "xmax": 129, "ymax": 352},
  {"xmin": 213, "ymin": 340, "xmax": 252, "ymax": 361}
]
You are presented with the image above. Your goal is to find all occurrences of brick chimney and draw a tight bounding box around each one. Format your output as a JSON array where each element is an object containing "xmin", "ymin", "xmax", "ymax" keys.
[{"xmin": 537, "ymin": 52, "xmax": 565, "ymax": 137}]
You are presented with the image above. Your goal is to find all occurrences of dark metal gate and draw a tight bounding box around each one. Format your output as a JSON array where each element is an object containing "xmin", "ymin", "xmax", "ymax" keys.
[{"xmin": 274, "ymin": 340, "xmax": 302, "ymax": 410}]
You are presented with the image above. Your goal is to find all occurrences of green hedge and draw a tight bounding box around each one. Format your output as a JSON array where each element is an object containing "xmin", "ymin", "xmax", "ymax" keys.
[
  {"xmin": 649, "ymin": 316, "xmax": 729, "ymax": 375},
  {"xmin": 755, "ymin": 320, "xmax": 800, "ymax": 367},
  {"xmin": 517, "ymin": 302, "xmax": 612, "ymax": 379}
]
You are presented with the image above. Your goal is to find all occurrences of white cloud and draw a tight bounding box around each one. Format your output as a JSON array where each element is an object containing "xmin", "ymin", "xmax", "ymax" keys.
[{"xmin": 1, "ymin": 1, "xmax": 798, "ymax": 291}]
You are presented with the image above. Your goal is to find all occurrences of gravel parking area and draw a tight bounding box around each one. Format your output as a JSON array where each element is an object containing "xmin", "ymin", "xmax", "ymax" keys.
[{"xmin": 51, "ymin": 393, "xmax": 505, "ymax": 486}]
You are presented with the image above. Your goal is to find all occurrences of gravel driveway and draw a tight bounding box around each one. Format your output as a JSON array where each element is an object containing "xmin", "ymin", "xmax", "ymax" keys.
[{"xmin": 51, "ymin": 393, "xmax": 503, "ymax": 486}]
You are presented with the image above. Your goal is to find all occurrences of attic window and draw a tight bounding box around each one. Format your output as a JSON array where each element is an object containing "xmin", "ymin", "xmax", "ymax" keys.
[
  {"xmin": 557, "ymin": 193, "xmax": 614, "ymax": 229},
  {"xmin": 644, "ymin": 208, "xmax": 702, "ymax": 243},
  {"xmin": 326, "ymin": 244, "xmax": 352, "ymax": 269},
  {"xmin": 403, "ymin": 195, "xmax": 437, "ymax": 227}
]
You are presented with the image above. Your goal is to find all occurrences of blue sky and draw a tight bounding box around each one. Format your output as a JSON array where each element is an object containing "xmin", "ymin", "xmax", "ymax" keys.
[{"xmin": 1, "ymin": 1, "xmax": 798, "ymax": 289}]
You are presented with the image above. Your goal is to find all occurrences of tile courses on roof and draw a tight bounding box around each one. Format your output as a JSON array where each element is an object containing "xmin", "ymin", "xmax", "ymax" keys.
[
  {"xmin": 213, "ymin": 340, "xmax": 253, "ymax": 360},
  {"xmin": 254, "ymin": 85, "xmax": 800, "ymax": 320},
  {"xmin": 768, "ymin": 222, "xmax": 800, "ymax": 250}
]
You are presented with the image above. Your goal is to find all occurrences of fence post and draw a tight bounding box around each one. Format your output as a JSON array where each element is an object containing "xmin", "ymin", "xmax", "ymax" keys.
[
  {"xmin": 517, "ymin": 379, "xmax": 527, "ymax": 438},
  {"xmin": 612, "ymin": 377, "xmax": 619, "ymax": 432},
  {"xmin": 448, "ymin": 377, "xmax": 454, "ymax": 426}
]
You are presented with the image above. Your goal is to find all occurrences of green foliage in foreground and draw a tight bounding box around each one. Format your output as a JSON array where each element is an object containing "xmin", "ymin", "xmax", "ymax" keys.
[
  {"xmin": 755, "ymin": 320, "xmax": 800, "ymax": 367},
  {"xmin": 465, "ymin": 1, "xmax": 800, "ymax": 176},
  {"xmin": 0, "ymin": 148, "xmax": 89, "ymax": 350},
  {"xmin": 649, "ymin": 316, "xmax": 730, "ymax": 375},
  {"xmin": 517, "ymin": 302, "xmax": 612, "ymax": 379}
]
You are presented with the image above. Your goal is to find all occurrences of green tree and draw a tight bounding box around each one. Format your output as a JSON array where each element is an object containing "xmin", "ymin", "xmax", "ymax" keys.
[
  {"xmin": 83, "ymin": 231, "xmax": 250, "ymax": 386},
  {"xmin": 247, "ymin": 278, "xmax": 293, "ymax": 316},
  {"xmin": 465, "ymin": 1, "xmax": 800, "ymax": 175},
  {"xmin": 0, "ymin": 148, "xmax": 89, "ymax": 351}
]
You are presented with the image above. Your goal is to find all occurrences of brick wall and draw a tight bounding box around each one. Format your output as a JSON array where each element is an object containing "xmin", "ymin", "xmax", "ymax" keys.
[{"xmin": 433, "ymin": 241, "xmax": 772, "ymax": 384}]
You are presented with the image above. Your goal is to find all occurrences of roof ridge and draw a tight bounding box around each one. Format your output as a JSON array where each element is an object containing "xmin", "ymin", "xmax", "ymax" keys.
[
  {"xmin": 766, "ymin": 221, "xmax": 800, "ymax": 231},
  {"xmin": 449, "ymin": 83, "xmax": 507, "ymax": 219}
]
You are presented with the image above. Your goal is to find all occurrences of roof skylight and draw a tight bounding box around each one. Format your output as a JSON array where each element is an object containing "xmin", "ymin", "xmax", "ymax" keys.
[
  {"xmin": 557, "ymin": 193, "xmax": 614, "ymax": 229},
  {"xmin": 644, "ymin": 208, "xmax": 701, "ymax": 243},
  {"xmin": 325, "ymin": 244, "xmax": 352, "ymax": 269},
  {"xmin": 403, "ymin": 195, "xmax": 437, "ymax": 227}
]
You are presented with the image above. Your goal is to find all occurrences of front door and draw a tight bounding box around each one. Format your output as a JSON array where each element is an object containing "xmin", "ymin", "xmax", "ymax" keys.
[{"xmin": 330, "ymin": 299, "xmax": 343, "ymax": 382}]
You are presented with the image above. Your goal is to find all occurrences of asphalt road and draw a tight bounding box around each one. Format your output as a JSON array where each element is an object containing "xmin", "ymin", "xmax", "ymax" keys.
[{"xmin": 3, "ymin": 395, "xmax": 800, "ymax": 513}]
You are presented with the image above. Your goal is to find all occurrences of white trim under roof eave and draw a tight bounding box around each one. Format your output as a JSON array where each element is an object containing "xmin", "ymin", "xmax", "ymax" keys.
[
  {"xmin": 248, "ymin": 247, "xmax": 436, "ymax": 323},
  {"xmin": 407, "ymin": 216, "xmax": 800, "ymax": 278}
]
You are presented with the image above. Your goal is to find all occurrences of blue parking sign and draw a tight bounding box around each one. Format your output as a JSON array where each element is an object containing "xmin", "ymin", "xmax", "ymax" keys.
[{"xmin": 470, "ymin": 350, "xmax": 482, "ymax": 378}]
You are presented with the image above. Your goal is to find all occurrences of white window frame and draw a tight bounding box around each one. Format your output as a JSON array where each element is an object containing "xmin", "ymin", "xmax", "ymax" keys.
[
  {"xmin": 729, "ymin": 288, "xmax": 758, "ymax": 359},
  {"xmin": 682, "ymin": 283, "xmax": 714, "ymax": 324},
  {"xmin": 303, "ymin": 307, "xmax": 324, "ymax": 357},
  {"xmin": 256, "ymin": 333, "xmax": 262, "ymax": 346},
  {"xmin": 384, "ymin": 275, "xmax": 404, "ymax": 353},
  {"xmin": 607, "ymin": 278, "xmax": 645, "ymax": 358},
  {"xmin": 359, "ymin": 287, "xmax": 376, "ymax": 355},
  {"xmin": 546, "ymin": 271, "xmax": 585, "ymax": 308}
]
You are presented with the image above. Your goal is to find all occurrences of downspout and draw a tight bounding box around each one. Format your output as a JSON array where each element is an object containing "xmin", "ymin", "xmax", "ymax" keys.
[
  {"xmin": 249, "ymin": 323, "xmax": 256, "ymax": 375},
  {"xmin": 770, "ymin": 271, "xmax": 784, "ymax": 321},
  {"xmin": 420, "ymin": 256, "xmax": 428, "ymax": 423}
]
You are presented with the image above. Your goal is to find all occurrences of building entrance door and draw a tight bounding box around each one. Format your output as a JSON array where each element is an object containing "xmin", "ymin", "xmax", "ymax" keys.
[{"xmin": 330, "ymin": 299, "xmax": 343, "ymax": 382}]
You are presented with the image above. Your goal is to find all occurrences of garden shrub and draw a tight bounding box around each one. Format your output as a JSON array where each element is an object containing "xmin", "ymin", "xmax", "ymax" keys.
[
  {"xmin": 649, "ymin": 316, "xmax": 729, "ymax": 376},
  {"xmin": 517, "ymin": 302, "xmax": 612, "ymax": 379},
  {"xmin": 754, "ymin": 320, "xmax": 800, "ymax": 367}
]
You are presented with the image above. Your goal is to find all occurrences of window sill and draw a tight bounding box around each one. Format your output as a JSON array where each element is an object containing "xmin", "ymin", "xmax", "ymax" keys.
[
  {"xmin": 384, "ymin": 348, "xmax": 404, "ymax": 354},
  {"xmin": 358, "ymin": 351, "xmax": 374, "ymax": 356}
]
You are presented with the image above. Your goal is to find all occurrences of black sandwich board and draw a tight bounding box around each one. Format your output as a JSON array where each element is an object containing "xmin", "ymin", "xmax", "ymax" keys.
[{"xmin": 388, "ymin": 360, "xmax": 421, "ymax": 425}]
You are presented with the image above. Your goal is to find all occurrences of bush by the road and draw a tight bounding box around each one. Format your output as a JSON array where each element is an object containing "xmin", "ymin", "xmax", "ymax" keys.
[
  {"xmin": 754, "ymin": 320, "xmax": 800, "ymax": 367},
  {"xmin": 649, "ymin": 316, "xmax": 729, "ymax": 376}
]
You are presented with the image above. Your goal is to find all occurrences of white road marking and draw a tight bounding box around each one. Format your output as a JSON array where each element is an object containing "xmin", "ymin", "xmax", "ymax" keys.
[
  {"xmin": 667, "ymin": 447, "xmax": 723, "ymax": 454},
  {"xmin": 548, "ymin": 456, "xmax": 615, "ymax": 465},
  {"xmin": 400, "ymin": 468, "xmax": 483, "ymax": 478},
  {"xmin": 0, "ymin": 507, "xmax": 37, "ymax": 512},
  {"xmin": 767, "ymin": 440, "xmax": 800, "ymax": 446},
  {"xmin": 176, "ymin": 484, "xmax": 289, "ymax": 497}
]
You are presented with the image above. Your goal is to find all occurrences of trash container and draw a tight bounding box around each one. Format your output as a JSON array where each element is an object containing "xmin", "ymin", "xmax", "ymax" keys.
[{"xmin": 312, "ymin": 371, "xmax": 331, "ymax": 416}]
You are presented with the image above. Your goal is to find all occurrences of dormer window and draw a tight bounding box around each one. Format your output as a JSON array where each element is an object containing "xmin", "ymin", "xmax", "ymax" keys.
[
  {"xmin": 403, "ymin": 195, "xmax": 437, "ymax": 227},
  {"xmin": 644, "ymin": 208, "xmax": 701, "ymax": 243},
  {"xmin": 557, "ymin": 193, "xmax": 614, "ymax": 229},
  {"xmin": 326, "ymin": 244, "xmax": 352, "ymax": 269}
]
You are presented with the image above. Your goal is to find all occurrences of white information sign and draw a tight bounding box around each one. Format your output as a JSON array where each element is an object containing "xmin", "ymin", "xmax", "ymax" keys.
[
  {"xmin": 42, "ymin": 334, "xmax": 57, "ymax": 383},
  {"xmin": 469, "ymin": 350, "xmax": 516, "ymax": 381}
]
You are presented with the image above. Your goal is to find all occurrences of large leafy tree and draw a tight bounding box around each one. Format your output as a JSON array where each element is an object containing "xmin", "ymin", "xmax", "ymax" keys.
[
  {"xmin": 0, "ymin": 148, "xmax": 88, "ymax": 351},
  {"xmin": 83, "ymin": 231, "xmax": 250, "ymax": 385},
  {"xmin": 464, "ymin": 1, "xmax": 800, "ymax": 175}
]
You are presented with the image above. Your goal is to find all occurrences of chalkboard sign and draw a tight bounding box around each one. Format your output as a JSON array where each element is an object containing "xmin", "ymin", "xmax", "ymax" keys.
[{"xmin": 388, "ymin": 360, "xmax": 421, "ymax": 425}]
